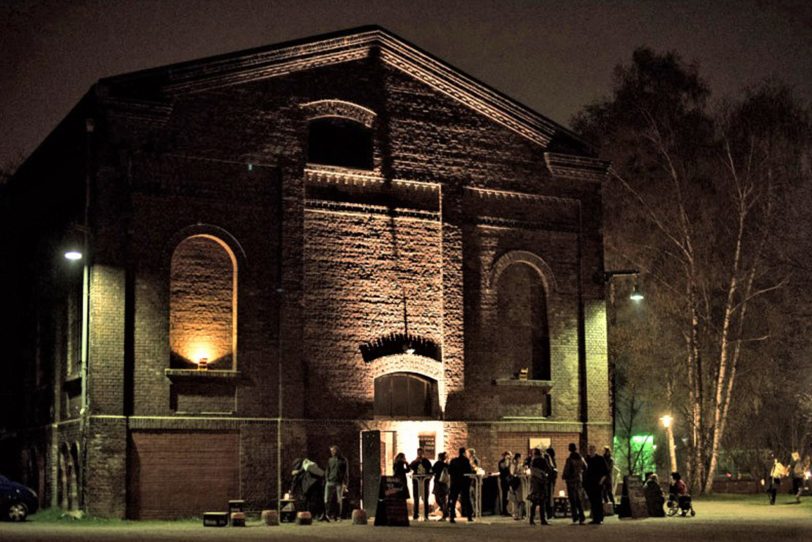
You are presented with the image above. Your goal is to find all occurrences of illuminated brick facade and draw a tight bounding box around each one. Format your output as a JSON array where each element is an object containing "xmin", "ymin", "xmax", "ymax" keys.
[{"xmin": 0, "ymin": 27, "xmax": 612, "ymax": 518}]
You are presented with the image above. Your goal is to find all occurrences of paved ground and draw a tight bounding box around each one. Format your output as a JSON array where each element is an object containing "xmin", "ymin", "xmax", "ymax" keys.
[{"xmin": 2, "ymin": 495, "xmax": 811, "ymax": 541}]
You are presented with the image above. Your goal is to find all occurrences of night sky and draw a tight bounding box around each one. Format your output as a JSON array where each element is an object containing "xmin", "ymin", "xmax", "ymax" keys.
[{"xmin": 2, "ymin": 0, "xmax": 810, "ymax": 167}]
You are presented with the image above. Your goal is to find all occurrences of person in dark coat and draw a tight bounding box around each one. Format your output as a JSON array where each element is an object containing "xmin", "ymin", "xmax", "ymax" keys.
[
  {"xmin": 409, "ymin": 448, "xmax": 432, "ymax": 520},
  {"xmin": 498, "ymin": 451, "xmax": 512, "ymax": 516},
  {"xmin": 562, "ymin": 442, "xmax": 586, "ymax": 524},
  {"xmin": 432, "ymin": 452, "xmax": 450, "ymax": 520},
  {"xmin": 643, "ymin": 473, "xmax": 665, "ymax": 517},
  {"xmin": 393, "ymin": 452, "xmax": 411, "ymax": 501},
  {"xmin": 602, "ymin": 446, "xmax": 616, "ymax": 509},
  {"xmin": 291, "ymin": 457, "xmax": 324, "ymax": 516},
  {"xmin": 321, "ymin": 445, "xmax": 348, "ymax": 521},
  {"xmin": 545, "ymin": 446, "xmax": 558, "ymax": 520},
  {"xmin": 448, "ymin": 447, "xmax": 473, "ymax": 523},
  {"xmin": 584, "ymin": 444, "xmax": 609, "ymax": 524},
  {"xmin": 528, "ymin": 448, "xmax": 552, "ymax": 525}
]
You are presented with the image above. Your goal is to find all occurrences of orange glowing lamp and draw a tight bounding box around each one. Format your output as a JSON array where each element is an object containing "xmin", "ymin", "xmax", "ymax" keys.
[{"xmin": 198, "ymin": 357, "xmax": 208, "ymax": 371}]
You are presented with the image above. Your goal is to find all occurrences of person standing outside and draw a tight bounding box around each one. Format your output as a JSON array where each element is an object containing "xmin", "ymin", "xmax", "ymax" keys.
[
  {"xmin": 466, "ymin": 448, "xmax": 481, "ymax": 517},
  {"xmin": 498, "ymin": 451, "xmax": 512, "ymax": 516},
  {"xmin": 562, "ymin": 443, "xmax": 586, "ymax": 524},
  {"xmin": 322, "ymin": 445, "xmax": 348, "ymax": 521},
  {"xmin": 528, "ymin": 448, "xmax": 552, "ymax": 525},
  {"xmin": 602, "ymin": 446, "xmax": 616, "ymax": 510},
  {"xmin": 584, "ymin": 444, "xmax": 609, "ymax": 524},
  {"xmin": 432, "ymin": 452, "xmax": 450, "ymax": 521},
  {"xmin": 509, "ymin": 452, "xmax": 526, "ymax": 520},
  {"xmin": 448, "ymin": 447, "xmax": 473, "ymax": 523},
  {"xmin": 545, "ymin": 446, "xmax": 558, "ymax": 521},
  {"xmin": 767, "ymin": 455, "xmax": 786, "ymax": 505},
  {"xmin": 409, "ymin": 447, "xmax": 432, "ymax": 520},
  {"xmin": 790, "ymin": 451, "xmax": 804, "ymax": 503},
  {"xmin": 393, "ymin": 452, "xmax": 411, "ymax": 501}
]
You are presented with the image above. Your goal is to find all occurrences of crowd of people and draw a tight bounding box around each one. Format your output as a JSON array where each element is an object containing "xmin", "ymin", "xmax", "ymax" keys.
[{"xmin": 290, "ymin": 442, "xmax": 619, "ymax": 525}]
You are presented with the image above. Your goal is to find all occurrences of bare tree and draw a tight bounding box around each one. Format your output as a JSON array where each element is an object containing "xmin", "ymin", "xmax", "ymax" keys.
[{"xmin": 574, "ymin": 49, "xmax": 812, "ymax": 493}]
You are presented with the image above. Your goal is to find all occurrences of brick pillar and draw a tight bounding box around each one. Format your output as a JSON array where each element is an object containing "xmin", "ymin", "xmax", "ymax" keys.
[
  {"xmin": 583, "ymin": 299, "xmax": 612, "ymax": 447},
  {"xmin": 441, "ymin": 184, "xmax": 465, "ymax": 416},
  {"xmin": 85, "ymin": 264, "xmax": 127, "ymax": 517}
]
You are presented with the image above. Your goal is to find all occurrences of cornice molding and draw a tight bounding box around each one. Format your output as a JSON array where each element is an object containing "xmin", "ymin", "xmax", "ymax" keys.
[
  {"xmin": 544, "ymin": 152, "xmax": 610, "ymax": 182},
  {"xmin": 464, "ymin": 186, "xmax": 579, "ymax": 207},
  {"xmin": 151, "ymin": 28, "xmax": 573, "ymax": 150}
]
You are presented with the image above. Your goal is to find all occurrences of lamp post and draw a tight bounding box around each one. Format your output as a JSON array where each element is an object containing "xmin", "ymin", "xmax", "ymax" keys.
[
  {"xmin": 660, "ymin": 414, "xmax": 677, "ymax": 473},
  {"xmin": 598, "ymin": 268, "xmax": 644, "ymax": 437}
]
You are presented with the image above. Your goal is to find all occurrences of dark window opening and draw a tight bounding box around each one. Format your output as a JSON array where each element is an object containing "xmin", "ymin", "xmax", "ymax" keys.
[
  {"xmin": 308, "ymin": 117, "xmax": 373, "ymax": 169},
  {"xmin": 374, "ymin": 373, "xmax": 439, "ymax": 418},
  {"xmin": 496, "ymin": 263, "xmax": 552, "ymax": 381}
]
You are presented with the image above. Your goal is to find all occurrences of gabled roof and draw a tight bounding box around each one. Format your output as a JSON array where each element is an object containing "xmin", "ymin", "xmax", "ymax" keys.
[{"xmin": 101, "ymin": 25, "xmax": 593, "ymax": 155}]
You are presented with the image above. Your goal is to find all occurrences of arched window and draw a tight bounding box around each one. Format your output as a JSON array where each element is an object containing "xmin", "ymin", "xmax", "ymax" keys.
[
  {"xmin": 307, "ymin": 117, "xmax": 373, "ymax": 169},
  {"xmin": 169, "ymin": 235, "xmax": 237, "ymax": 369},
  {"xmin": 374, "ymin": 373, "xmax": 439, "ymax": 419},
  {"xmin": 495, "ymin": 263, "xmax": 551, "ymax": 380}
]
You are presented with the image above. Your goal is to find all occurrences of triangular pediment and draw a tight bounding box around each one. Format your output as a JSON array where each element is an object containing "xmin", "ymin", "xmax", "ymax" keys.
[{"xmin": 101, "ymin": 26, "xmax": 591, "ymax": 153}]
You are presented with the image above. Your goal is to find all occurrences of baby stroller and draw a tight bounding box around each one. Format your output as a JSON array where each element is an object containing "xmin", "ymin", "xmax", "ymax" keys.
[{"xmin": 666, "ymin": 492, "xmax": 695, "ymax": 517}]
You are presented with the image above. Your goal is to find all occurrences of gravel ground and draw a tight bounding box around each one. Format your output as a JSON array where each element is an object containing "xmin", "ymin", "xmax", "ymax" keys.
[{"xmin": 1, "ymin": 495, "xmax": 811, "ymax": 541}]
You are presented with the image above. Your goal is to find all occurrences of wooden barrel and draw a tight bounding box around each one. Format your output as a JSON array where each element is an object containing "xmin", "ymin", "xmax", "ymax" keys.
[
  {"xmin": 230, "ymin": 511, "xmax": 246, "ymax": 527},
  {"xmin": 296, "ymin": 511, "xmax": 312, "ymax": 525},
  {"xmin": 351, "ymin": 508, "xmax": 368, "ymax": 525},
  {"xmin": 261, "ymin": 509, "xmax": 279, "ymax": 526}
]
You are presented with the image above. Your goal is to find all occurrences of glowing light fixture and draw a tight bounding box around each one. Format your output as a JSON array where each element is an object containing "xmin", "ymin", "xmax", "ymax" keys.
[
  {"xmin": 64, "ymin": 250, "xmax": 83, "ymax": 261},
  {"xmin": 660, "ymin": 414, "xmax": 677, "ymax": 472},
  {"xmin": 403, "ymin": 342, "xmax": 415, "ymax": 355},
  {"xmin": 630, "ymin": 283, "xmax": 644, "ymax": 301},
  {"xmin": 197, "ymin": 357, "xmax": 208, "ymax": 371}
]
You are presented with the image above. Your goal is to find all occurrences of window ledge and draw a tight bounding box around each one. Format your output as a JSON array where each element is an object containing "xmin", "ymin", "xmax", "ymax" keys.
[
  {"xmin": 164, "ymin": 368, "xmax": 240, "ymax": 380},
  {"xmin": 492, "ymin": 379, "xmax": 553, "ymax": 392}
]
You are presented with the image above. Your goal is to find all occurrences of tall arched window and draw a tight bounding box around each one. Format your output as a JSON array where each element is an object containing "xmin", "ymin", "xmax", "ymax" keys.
[
  {"xmin": 495, "ymin": 263, "xmax": 551, "ymax": 380},
  {"xmin": 307, "ymin": 117, "xmax": 373, "ymax": 169},
  {"xmin": 169, "ymin": 235, "xmax": 237, "ymax": 369},
  {"xmin": 374, "ymin": 373, "xmax": 439, "ymax": 419}
]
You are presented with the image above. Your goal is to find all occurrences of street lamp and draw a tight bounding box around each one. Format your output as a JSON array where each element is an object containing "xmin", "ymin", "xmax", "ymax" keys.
[
  {"xmin": 660, "ymin": 414, "xmax": 677, "ymax": 473},
  {"xmin": 596, "ymin": 269, "xmax": 644, "ymax": 301}
]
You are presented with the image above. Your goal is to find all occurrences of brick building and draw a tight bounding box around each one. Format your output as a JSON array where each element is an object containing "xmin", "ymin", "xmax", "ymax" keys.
[{"xmin": 0, "ymin": 27, "xmax": 612, "ymax": 519}]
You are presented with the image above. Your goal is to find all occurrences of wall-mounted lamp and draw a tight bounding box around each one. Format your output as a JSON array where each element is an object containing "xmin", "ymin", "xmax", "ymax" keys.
[
  {"xmin": 64, "ymin": 250, "xmax": 83, "ymax": 261},
  {"xmin": 197, "ymin": 357, "xmax": 208, "ymax": 371},
  {"xmin": 595, "ymin": 268, "xmax": 644, "ymax": 302}
]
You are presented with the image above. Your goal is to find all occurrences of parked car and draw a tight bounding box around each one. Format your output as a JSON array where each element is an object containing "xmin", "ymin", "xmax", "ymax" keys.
[{"xmin": 0, "ymin": 475, "xmax": 38, "ymax": 521}]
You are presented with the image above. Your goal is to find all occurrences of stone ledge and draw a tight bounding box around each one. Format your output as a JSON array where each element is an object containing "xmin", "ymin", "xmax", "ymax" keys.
[
  {"xmin": 492, "ymin": 379, "xmax": 553, "ymax": 393},
  {"xmin": 164, "ymin": 368, "xmax": 241, "ymax": 380}
]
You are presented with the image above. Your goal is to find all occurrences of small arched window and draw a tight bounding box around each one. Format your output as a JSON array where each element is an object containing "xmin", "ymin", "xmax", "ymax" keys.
[
  {"xmin": 495, "ymin": 263, "xmax": 551, "ymax": 380},
  {"xmin": 307, "ymin": 117, "xmax": 373, "ymax": 169},
  {"xmin": 374, "ymin": 373, "xmax": 439, "ymax": 419},
  {"xmin": 169, "ymin": 235, "xmax": 237, "ymax": 369}
]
